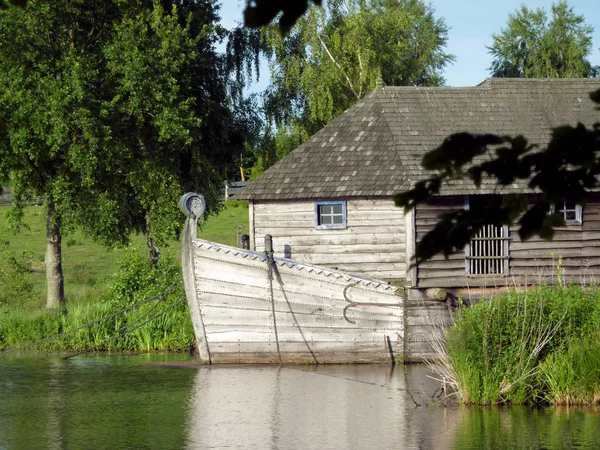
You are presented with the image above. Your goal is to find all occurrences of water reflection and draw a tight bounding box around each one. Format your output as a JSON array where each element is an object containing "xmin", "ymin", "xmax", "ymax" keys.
[
  {"xmin": 1, "ymin": 355, "xmax": 600, "ymax": 449},
  {"xmin": 185, "ymin": 364, "xmax": 458, "ymax": 449}
]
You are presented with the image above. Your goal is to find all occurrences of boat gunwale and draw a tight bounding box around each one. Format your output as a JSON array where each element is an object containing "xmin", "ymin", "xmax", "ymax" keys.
[{"xmin": 191, "ymin": 236, "xmax": 398, "ymax": 292}]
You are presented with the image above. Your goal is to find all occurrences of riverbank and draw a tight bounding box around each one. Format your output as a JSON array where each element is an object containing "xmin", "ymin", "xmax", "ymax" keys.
[{"xmin": 0, "ymin": 201, "xmax": 248, "ymax": 352}]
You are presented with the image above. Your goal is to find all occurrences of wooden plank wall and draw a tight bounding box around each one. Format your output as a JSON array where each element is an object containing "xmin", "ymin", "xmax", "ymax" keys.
[
  {"xmin": 253, "ymin": 199, "xmax": 406, "ymax": 280},
  {"xmin": 415, "ymin": 194, "xmax": 600, "ymax": 288},
  {"xmin": 511, "ymin": 193, "xmax": 600, "ymax": 284},
  {"xmin": 415, "ymin": 197, "xmax": 467, "ymax": 288}
]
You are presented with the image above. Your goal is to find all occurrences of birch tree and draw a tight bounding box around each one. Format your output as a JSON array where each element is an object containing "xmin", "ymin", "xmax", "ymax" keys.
[
  {"xmin": 262, "ymin": 0, "xmax": 454, "ymax": 141},
  {"xmin": 488, "ymin": 1, "xmax": 597, "ymax": 78}
]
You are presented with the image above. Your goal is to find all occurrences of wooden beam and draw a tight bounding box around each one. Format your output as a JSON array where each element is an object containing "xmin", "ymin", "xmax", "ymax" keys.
[
  {"xmin": 405, "ymin": 208, "xmax": 417, "ymax": 287},
  {"xmin": 249, "ymin": 200, "xmax": 255, "ymax": 251}
]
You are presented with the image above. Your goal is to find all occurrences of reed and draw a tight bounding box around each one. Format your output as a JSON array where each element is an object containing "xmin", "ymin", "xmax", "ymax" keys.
[{"xmin": 433, "ymin": 283, "xmax": 600, "ymax": 405}]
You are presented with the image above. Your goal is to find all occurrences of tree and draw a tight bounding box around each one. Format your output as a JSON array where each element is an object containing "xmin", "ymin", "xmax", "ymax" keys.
[
  {"xmin": 0, "ymin": 0, "xmax": 250, "ymax": 311},
  {"xmin": 262, "ymin": 0, "xmax": 454, "ymax": 145},
  {"xmin": 488, "ymin": 1, "xmax": 597, "ymax": 78}
]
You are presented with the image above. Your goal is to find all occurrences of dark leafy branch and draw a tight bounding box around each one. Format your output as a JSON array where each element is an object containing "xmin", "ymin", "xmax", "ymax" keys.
[
  {"xmin": 393, "ymin": 89, "xmax": 600, "ymax": 264},
  {"xmin": 243, "ymin": 0, "xmax": 322, "ymax": 34},
  {"xmin": 0, "ymin": 0, "xmax": 26, "ymax": 10}
]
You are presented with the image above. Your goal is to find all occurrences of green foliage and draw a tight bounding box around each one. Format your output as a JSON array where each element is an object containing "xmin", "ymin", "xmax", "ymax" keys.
[
  {"xmin": 445, "ymin": 284, "xmax": 600, "ymax": 405},
  {"xmin": 0, "ymin": 241, "xmax": 34, "ymax": 308},
  {"xmin": 0, "ymin": 0, "xmax": 253, "ymax": 308},
  {"xmin": 262, "ymin": 0, "xmax": 453, "ymax": 150},
  {"xmin": 106, "ymin": 246, "xmax": 182, "ymax": 309},
  {"xmin": 539, "ymin": 334, "xmax": 600, "ymax": 405},
  {"xmin": 488, "ymin": 1, "xmax": 597, "ymax": 78}
]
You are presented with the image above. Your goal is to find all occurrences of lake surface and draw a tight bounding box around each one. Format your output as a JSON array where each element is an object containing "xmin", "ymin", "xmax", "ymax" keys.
[{"xmin": 1, "ymin": 354, "xmax": 599, "ymax": 450}]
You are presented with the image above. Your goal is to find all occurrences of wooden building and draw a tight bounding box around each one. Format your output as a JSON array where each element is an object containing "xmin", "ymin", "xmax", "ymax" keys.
[{"xmin": 238, "ymin": 78, "xmax": 600, "ymax": 293}]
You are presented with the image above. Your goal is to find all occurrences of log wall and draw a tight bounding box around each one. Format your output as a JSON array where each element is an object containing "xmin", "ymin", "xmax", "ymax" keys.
[
  {"xmin": 252, "ymin": 199, "xmax": 407, "ymax": 281},
  {"xmin": 415, "ymin": 194, "xmax": 600, "ymax": 288}
]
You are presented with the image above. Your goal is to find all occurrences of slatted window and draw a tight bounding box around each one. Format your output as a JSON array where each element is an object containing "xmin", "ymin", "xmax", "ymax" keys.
[
  {"xmin": 466, "ymin": 224, "xmax": 510, "ymax": 275},
  {"xmin": 465, "ymin": 196, "xmax": 510, "ymax": 276},
  {"xmin": 314, "ymin": 201, "xmax": 347, "ymax": 229}
]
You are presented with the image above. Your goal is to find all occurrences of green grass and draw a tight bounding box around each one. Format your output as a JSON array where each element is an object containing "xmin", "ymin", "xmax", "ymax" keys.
[
  {"xmin": 0, "ymin": 200, "xmax": 248, "ymax": 352},
  {"xmin": 198, "ymin": 199, "xmax": 249, "ymax": 246},
  {"xmin": 0, "ymin": 201, "xmax": 248, "ymax": 309}
]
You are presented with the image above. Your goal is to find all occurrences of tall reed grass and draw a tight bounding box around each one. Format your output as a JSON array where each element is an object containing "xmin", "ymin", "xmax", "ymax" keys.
[{"xmin": 432, "ymin": 283, "xmax": 600, "ymax": 406}]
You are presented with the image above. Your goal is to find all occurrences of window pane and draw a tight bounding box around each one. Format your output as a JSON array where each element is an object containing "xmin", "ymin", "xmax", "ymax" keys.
[
  {"xmin": 566, "ymin": 210, "xmax": 576, "ymax": 221},
  {"xmin": 321, "ymin": 205, "xmax": 332, "ymax": 215},
  {"xmin": 321, "ymin": 215, "xmax": 332, "ymax": 225},
  {"xmin": 333, "ymin": 215, "xmax": 343, "ymax": 224},
  {"xmin": 332, "ymin": 204, "xmax": 343, "ymax": 215}
]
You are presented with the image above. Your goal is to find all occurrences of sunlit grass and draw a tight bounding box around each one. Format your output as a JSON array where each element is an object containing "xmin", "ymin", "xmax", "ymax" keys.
[
  {"xmin": 0, "ymin": 201, "xmax": 249, "ymax": 307},
  {"xmin": 0, "ymin": 200, "xmax": 248, "ymax": 351}
]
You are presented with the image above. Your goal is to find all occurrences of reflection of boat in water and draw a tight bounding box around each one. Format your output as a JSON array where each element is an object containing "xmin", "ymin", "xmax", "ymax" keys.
[
  {"xmin": 184, "ymin": 365, "xmax": 457, "ymax": 449},
  {"xmin": 180, "ymin": 193, "xmax": 404, "ymax": 364}
]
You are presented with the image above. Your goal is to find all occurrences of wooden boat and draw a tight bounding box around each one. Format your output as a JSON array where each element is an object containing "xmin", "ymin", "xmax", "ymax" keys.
[{"xmin": 180, "ymin": 193, "xmax": 405, "ymax": 364}]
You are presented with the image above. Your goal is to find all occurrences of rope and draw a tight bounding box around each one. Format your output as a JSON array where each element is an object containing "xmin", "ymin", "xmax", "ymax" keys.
[
  {"xmin": 0, "ymin": 282, "xmax": 183, "ymax": 354},
  {"xmin": 64, "ymin": 297, "xmax": 187, "ymax": 360},
  {"xmin": 267, "ymin": 256, "xmax": 282, "ymax": 365}
]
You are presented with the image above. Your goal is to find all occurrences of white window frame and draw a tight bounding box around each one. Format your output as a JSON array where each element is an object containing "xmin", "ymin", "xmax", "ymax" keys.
[
  {"xmin": 314, "ymin": 200, "xmax": 347, "ymax": 230},
  {"xmin": 464, "ymin": 196, "xmax": 510, "ymax": 276},
  {"xmin": 551, "ymin": 201, "xmax": 582, "ymax": 225}
]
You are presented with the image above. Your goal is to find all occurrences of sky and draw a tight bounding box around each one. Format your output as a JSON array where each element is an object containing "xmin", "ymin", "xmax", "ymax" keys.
[{"xmin": 217, "ymin": 0, "xmax": 600, "ymax": 88}]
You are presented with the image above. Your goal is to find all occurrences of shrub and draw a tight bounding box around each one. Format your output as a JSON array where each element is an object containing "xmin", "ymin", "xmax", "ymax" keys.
[
  {"xmin": 102, "ymin": 246, "xmax": 193, "ymax": 351},
  {"xmin": 0, "ymin": 241, "xmax": 36, "ymax": 309}
]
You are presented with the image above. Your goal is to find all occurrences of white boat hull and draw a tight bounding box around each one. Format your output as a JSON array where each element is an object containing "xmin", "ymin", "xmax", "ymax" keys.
[{"xmin": 186, "ymin": 238, "xmax": 403, "ymax": 364}]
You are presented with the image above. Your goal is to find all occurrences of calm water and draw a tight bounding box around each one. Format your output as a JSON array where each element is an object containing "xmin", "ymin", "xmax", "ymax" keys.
[{"xmin": 1, "ymin": 354, "xmax": 599, "ymax": 450}]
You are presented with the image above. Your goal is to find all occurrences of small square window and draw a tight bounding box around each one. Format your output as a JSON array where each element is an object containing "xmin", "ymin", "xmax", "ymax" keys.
[
  {"xmin": 315, "ymin": 201, "xmax": 346, "ymax": 229},
  {"xmin": 551, "ymin": 201, "xmax": 582, "ymax": 225}
]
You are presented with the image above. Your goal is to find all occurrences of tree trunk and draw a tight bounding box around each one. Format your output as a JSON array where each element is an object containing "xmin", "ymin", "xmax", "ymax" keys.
[{"xmin": 45, "ymin": 200, "xmax": 66, "ymax": 313}]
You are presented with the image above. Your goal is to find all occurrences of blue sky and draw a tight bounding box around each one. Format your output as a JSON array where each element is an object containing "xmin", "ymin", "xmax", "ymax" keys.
[{"xmin": 217, "ymin": 0, "xmax": 600, "ymax": 87}]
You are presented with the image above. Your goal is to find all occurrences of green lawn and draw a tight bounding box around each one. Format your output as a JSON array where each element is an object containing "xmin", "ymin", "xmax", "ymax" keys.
[
  {"xmin": 0, "ymin": 201, "xmax": 249, "ymax": 308},
  {"xmin": 197, "ymin": 200, "xmax": 249, "ymax": 246}
]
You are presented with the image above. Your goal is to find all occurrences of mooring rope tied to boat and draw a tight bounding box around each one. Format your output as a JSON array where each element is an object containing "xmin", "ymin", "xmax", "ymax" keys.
[
  {"xmin": 63, "ymin": 297, "xmax": 188, "ymax": 360},
  {"xmin": 265, "ymin": 236, "xmax": 282, "ymax": 365},
  {"xmin": 0, "ymin": 282, "xmax": 183, "ymax": 354}
]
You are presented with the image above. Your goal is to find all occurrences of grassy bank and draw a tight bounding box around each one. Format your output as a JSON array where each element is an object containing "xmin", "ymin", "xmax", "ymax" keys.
[
  {"xmin": 436, "ymin": 283, "xmax": 600, "ymax": 406},
  {"xmin": 0, "ymin": 201, "xmax": 248, "ymax": 351}
]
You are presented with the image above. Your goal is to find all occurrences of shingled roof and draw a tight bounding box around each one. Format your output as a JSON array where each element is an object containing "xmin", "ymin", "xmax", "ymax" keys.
[{"xmin": 238, "ymin": 78, "xmax": 600, "ymax": 201}]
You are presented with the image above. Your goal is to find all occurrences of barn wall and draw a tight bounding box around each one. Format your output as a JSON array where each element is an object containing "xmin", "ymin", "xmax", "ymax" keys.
[
  {"xmin": 511, "ymin": 193, "xmax": 600, "ymax": 284},
  {"xmin": 252, "ymin": 198, "xmax": 406, "ymax": 280},
  {"xmin": 415, "ymin": 194, "xmax": 600, "ymax": 288},
  {"xmin": 415, "ymin": 197, "xmax": 468, "ymax": 288}
]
